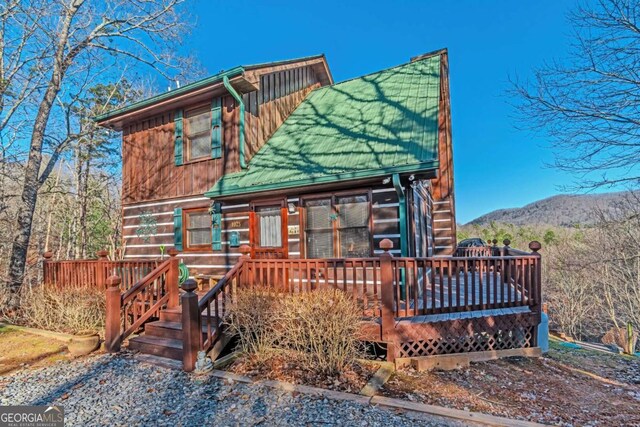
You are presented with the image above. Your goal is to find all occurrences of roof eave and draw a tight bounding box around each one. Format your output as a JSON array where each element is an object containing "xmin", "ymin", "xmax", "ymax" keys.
[
  {"xmin": 93, "ymin": 66, "xmax": 246, "ymax": 128},
  {"xmin": 204, "ymin": 161, "xmax": 439, "ymax": 200}
]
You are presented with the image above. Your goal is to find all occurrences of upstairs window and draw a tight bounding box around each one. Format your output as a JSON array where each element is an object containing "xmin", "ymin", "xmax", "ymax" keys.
[{"xmin": 184, "ymin": 106, "xmax": 211, "ymax": 162}]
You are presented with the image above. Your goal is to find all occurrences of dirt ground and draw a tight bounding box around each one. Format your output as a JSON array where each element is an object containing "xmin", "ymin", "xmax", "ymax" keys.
[
  {"xmin": 381, "ymin": 339, "xmax": 640, "ymax": 426},
  {"xmin": 227, "ymin": 352, "xmax": 379, "ymax": 394},
  {"xmin": 0, "ymin": 325, "xmax": 68, "ymax": 375}
]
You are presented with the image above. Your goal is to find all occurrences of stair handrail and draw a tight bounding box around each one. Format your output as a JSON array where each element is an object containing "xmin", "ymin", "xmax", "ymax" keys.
[
  {"xmin": 181, "ymin": 247, "xmax": 250, "ymax": 371},
  {"xmin": 104, "ymin": 249, "xmax": 180, "ymax": 352}
]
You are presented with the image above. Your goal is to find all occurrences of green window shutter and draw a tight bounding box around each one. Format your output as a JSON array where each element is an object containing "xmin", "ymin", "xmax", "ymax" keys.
[
  {"xmin": 173, "ymin": 208, "xmax": 183, "ymax": 251},
  {"xmin": 174, "ymin": 109, "xmax": 183, "ymax": 166},
  {"xmin": 211, "ymin": 98, "xmax": 222, "ymax": 159},
  {"xmin": 211, "ymin": 202, "xmax": 222, "ymax": 251}
]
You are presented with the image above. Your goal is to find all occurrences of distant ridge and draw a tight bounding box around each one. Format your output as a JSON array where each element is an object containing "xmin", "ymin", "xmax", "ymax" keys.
[{"xmin": 466, "ymin": 191, "xmax": 637, "ymax": 227}]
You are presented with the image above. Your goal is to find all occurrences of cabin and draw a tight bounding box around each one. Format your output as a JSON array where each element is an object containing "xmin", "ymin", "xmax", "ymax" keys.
[
  {"xmin": 95, "ymin": 51, "xmax": 456, "ymax": 273},
  {"xmin": 44, "ymin": 49, "xmax": 543, "ymax": 371}
]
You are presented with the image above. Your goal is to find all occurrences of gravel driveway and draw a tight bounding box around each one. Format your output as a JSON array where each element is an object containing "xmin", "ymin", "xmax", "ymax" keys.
[{"xmin": 0, "ymin": 353, "xmax": 463, "ymax": 426}]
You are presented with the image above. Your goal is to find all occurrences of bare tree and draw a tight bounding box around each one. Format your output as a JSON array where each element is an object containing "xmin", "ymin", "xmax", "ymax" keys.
[
  {"xmin": 512, "ymin": 0, "xmax": 640, "ymax": 190},
  {"xmin": 1, "ymin": 0, "xmax": 194, "ymax": 300}
]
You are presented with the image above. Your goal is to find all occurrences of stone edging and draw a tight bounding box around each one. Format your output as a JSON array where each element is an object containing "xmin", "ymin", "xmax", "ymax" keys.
[
  {"xmin": 0, "ymin": 323, "xmax": 76, "ymax": 342},
  {"xmin": 208, "ymin": 370, "xmax": 546, "ymax": 427}
]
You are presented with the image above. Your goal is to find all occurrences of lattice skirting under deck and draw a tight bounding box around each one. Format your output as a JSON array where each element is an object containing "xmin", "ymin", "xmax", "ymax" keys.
[{"xmin": 394, "ymin": 312, "xmax": 540, "ymax": 358}]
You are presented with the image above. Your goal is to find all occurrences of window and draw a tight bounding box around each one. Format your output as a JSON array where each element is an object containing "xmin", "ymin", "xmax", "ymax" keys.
[
  {"xmin": 184, "ymin": 209, "xmax": 211, "ymax": 250},
  {"xmin": 336, "ymin": 195, "xmax": 370, "ymax": 257},
  {"xmin": 256, "ymin": 206, "xmax": 282, "ymax": 247},
  {"xmin": 304, "ymin": 194, "xmax": 371, "ymax": 258},
  {"xmin": 305, "ymin": 199, "xmax": 333, "ymax": 258},
  {"xmin": 184, "ymin": 106, "xmax": 211, "ymax": 162}
]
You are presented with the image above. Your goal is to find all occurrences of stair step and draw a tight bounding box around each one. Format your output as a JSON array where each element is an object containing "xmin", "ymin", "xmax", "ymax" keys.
[
  {"xmin": 159, "ymin": 307, "xmax": 220, "ymax": 324},
  {"xmin": 129, "ymin": 335, "xmax": 183, "ymax": 360},
  {"xmin": 145, "ymin": 320, "xmax": 217, "ymax": 340},
  {"xmin": 136, "ymin": 354, "xmax": 183, "ymax": 370}
]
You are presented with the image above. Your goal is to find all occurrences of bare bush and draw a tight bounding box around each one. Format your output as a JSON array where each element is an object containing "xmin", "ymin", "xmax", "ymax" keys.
[
  {"xmin": 16, "ymin": 285, "xmax": 105, "ymax": 335},
  {"xmin": 276, "ymin": 289, "xmax": 363, "ymax": 375},
  {"xmin": 224, "ymin": 288, "xmax": 363, "ymax": 375},
  {"xmin": 223, "ymin": 290, "xmax": 279, "ymax": 358},
  {"xmin": 602, "ymin": 326, "xmax": 638, "ymax": 354}
]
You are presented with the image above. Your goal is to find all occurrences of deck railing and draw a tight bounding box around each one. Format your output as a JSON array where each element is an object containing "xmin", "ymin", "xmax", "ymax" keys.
[
  {"xmin": 42, "ymin": 250, "xmax": 159, "ymax": 291},
  {"xmin": 178, "ymin": 240, "xmax": 542, "ymax": 369},
  {"xmin": 104, "ymin": 249, "xmax": 180, "ymax": 352}
]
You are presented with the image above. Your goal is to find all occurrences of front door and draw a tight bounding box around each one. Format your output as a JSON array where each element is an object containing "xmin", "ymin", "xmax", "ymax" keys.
[{"xmin": 250, "ymin": 203, "xmax": 288, "ymax": 259}]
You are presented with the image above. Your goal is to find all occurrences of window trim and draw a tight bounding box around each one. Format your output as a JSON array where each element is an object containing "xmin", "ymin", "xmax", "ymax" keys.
[
  {"xmin": 183, "ymin": 104, "xmax": 212, "ymax": 164},
  {"xmin": 182, "ymin": 207, "xmax": 212, "ymax": 252},
  {"xmin": 301, "ymin": 190, "xmax": 373, "ymax": 258}
]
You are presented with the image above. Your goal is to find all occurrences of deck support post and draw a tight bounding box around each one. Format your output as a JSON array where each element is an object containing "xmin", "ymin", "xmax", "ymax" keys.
[
  {"xmin": 96, "ymin": 250, "xmax": 109, "ymax": 289},
  {"xmin": 181, "ymin": 278, "xmax": 200, "ymax": 372},
  {"xmin": 167, "ymin": 248, "xmax": 180, "ymax": 308},
  {"xmin": 42, "ymin": 251, "xmax": 53, "ymax": 285},
  {"xmin": 379, "ymin": 239, "xmax": 396, "ymax": 362},
  {"xmin": 529, "ymin": 241, "xmax": 543, "ymax": 347},
  {"xmin": 105, "ymin": 275, "xmax": 122, "ymax": 352}
]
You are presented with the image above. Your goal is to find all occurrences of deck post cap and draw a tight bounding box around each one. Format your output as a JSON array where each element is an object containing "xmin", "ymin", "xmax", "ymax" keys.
[
  {"xmin": 380, "ymin": 239, "xmax": 394, "ymax": 251},
  {"xmin": 503, "ymin": 239, "xmax": 511, "ymax": 247},
  {"xmin": 529, "ymin": 241, "xmax": 542, "ymax": 252},
  {"xmin": 239, "ymin": 245, "xmax": 251, "ymax": 256},
  {"xmin": 106, "ymin": 275, "xmax": 121, "ymax": 287},
  {"xmin": 182, "ymin": 278, "xmax": 197, "ymax": 292},
  {"xmin": 167, "ymin": 248, "xmax": 179, "ymax": 257},
  {"xmin": 97, "ymin": 250, "xmax": 109, "ymax": 259},
  {"xmin": 492, "ymin": 239, "xmax": 498, "ymax": 245},
  {"xmin": 43, "ymin": 251, "xmax": 53, "ymax": 260}
]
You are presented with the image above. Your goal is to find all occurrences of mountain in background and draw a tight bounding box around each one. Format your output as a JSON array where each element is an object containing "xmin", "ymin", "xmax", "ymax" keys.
[{"xmin": 466, "ymin": 191, "xmax": 637, "ymax": 227}]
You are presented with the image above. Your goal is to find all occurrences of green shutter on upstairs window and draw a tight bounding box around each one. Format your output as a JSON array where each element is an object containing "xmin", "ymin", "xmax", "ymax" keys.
[
  {"xmin": 211, "ymin": 97, "xmax": 222, "ymax": 158},
  {"xmin": 173, "ymin": 208, "xmax": 183, "ymax": 251},
  {"xmin": 211, "ymin": 202, "xmax": 222, "ymax": 251},
  {"xmin": 174, "ymin": 109, "xmax": 183, "ymax": 165}
]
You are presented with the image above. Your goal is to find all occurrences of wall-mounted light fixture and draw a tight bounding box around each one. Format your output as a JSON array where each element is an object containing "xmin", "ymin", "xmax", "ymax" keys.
[
  {"xmin": 287, "ymin": 202, "xmax": 297, "ymax": 214},
  {"xmin": 382, "ymin": 177, "xmax": 391, "ymax": 185}
]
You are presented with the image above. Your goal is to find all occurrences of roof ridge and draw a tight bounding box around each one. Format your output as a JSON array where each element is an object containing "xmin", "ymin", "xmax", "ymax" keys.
[
  {"xmin": 242, "ymin": 54, "xmax": 326, "ymax": 70},
  {"xmin": 311, "ymin": 48, "xmax": 445, "ymax": 93}
]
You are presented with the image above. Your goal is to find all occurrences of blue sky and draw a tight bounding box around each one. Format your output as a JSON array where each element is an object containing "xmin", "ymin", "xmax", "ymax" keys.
[{"xmin": 186, "ymin": 0, "xmax": 577, "ymax": 223}]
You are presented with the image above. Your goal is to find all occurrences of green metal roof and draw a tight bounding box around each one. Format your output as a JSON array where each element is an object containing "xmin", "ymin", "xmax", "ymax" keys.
[{"xmin": 206, "ymin": 54, "xmax": 442, "ymax": 199}]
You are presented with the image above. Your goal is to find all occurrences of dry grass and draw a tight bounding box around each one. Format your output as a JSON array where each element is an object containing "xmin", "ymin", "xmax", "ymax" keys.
[
  {"xmin": 15, "ymin": 285, "xmax": 105, "ymax": 335},
  {"xmin": 0, "ymin": 325, "xmax": 68, "ymax": 375}
]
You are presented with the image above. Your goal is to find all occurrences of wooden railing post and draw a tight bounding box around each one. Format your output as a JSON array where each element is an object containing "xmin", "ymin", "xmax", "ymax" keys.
[
  {"xmin": 96, "ymin": 250, "xmax": 109, "ymax": 289},
  {"xmin": 379, "ymin": 238, "xmax": 396, "ymax": 362},
  {"xmin": 181, "ymin": 278, "xmax": 200, "ymax": 372},
  {"xmin": 167, "ymin": 248, "xmax": 180, "ymax": 308},
  {"xmin": 42, "ymin": 251, "xmax": 53, "ymax": 285},
  {"xmin": 528, "ymin": 241, "xmax": 542, "ymax": 347},
  {"xmin": 239, "ymin": 245, "xmax": 251, "ymax": 288},
  {"xmin": 105, "ymin": 275, "xmax": 122, "ymax": 352}
]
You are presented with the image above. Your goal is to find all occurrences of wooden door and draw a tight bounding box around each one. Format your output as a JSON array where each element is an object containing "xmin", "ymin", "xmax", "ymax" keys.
[{"xmin": 250, "ymin": 203, "xmax": 288, "ymax": 259}]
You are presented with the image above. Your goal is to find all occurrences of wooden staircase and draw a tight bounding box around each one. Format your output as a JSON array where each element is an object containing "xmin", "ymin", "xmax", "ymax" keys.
[{"xmin": 128, "ymin": 307, "xmax": 219, "ymax": 362}]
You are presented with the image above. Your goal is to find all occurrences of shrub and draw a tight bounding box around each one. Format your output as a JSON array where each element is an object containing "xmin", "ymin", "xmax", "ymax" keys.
[
  {"xmin": 224, "ymin": 288, "xmax": 363, "ymax": 375},
  {"xmin": 223, "ymin": 289, "xmax": 278, "ymax": 358},
  {"xmin": 276, "ymin": 289, "xmax": 362, "ymax": 375},
  {"xmin": 17, "ymin": 285, "xmax": 105, "ymax": 335}
]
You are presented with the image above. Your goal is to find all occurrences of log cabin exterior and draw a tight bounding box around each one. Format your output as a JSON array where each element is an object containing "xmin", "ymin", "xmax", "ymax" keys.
[
  {"xmin": 96, "ymin": 51, "xmax": 456, "ymax": 275},
  {"xmin": 54, "ymin": 49, "xmax": 544, "ymax": 370}
]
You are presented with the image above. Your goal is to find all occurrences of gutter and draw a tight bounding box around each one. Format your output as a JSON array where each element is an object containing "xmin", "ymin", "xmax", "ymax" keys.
[
  {"xmin": 223, "ymin": 75, "xmax": 247, "ymax": 169},
  {"xmin": 94, "ymin": 66, "xmax": 245, "ymax": 124},
  {"xmin": 392, "ymin": 173, "xmax": 408, "ymax": 257}
]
